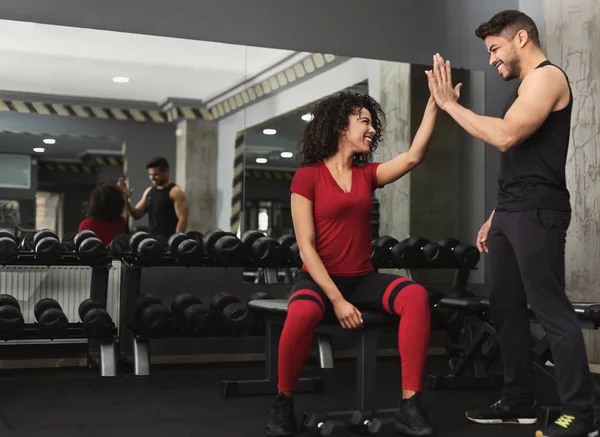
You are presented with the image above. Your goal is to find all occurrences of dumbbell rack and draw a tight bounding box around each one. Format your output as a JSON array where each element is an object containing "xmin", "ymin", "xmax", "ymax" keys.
[
  {"xmin": 117, "ymin": 252, "xmax": 298, "ymax": 376},
  {"xmin": 0, "ymin": 253, "xmax": 119, "ymax": 377}
]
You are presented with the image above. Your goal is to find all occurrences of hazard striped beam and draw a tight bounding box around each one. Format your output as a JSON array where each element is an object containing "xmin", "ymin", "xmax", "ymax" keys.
[
  {"xmin": 38, "ymin": 161, "xmax": 95, "ymax": 174},
  {"xmin": 229, "ymin": 132, "xmax": 245, "ymax": 235},
  {"xmin": 245, "ymin": 170, "xmax": 295, "ymax": 180},
  {"xmin": 79, "ymin": 154, "xmax": 124, "ymax": 167}
]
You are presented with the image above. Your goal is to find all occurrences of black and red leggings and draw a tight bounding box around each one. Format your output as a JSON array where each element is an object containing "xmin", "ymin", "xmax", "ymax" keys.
[{"xmin": 277, "ymin": 271, "xmax": 431, "ymax": 393}]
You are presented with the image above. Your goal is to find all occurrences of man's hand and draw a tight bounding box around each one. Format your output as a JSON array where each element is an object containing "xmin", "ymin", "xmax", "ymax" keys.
[
  {"xmin": 426, "ymin": 53, "xmax": 462, "ymax": 110},
  {"xmin": 117, "ymin": 177, "xmax": 134, "ymax": 199},
  {"xmin": 333, "ymin": 299, "xmax": 363, "ymax": 330}
]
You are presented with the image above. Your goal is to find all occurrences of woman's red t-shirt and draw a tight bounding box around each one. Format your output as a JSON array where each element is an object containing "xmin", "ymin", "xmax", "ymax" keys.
[{"xmin": 78, "ymin": 217, "xmax": 128, "ymax": 246}]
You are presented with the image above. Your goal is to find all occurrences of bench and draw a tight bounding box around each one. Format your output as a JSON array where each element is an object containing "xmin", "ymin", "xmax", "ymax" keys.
[
  {"xmin": 429, "ymin": 296, "xmax": 600, "ymax": 424},
  {"xmin": 221, "ymin": 298, "xmax": 399, "ymax": 416}
]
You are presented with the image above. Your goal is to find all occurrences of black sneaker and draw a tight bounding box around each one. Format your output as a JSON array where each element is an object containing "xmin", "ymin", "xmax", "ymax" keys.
[
  {"xmin": 535, "ymin": 414, "xmax": 598, "ymax": 437},
  {"xmin": 393, "ymin": 393, "xmax": 435, "ymax": 436},
  {"xmin": 465, "ymin": 399, "xmax": 538, "ymax": 425},
  {"xmin": 266, "ymin": 393, "xmax": 297, "ymax": 437}
]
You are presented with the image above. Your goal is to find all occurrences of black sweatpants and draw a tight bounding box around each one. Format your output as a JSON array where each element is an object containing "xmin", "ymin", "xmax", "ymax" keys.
[{"xmin": 488, "ymin": 208, "xmax": 594, "ymax": 418}]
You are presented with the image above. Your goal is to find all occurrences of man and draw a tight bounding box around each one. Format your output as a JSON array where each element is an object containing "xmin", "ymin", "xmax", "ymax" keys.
[
  {"xmin": 118, "ymin": 156, "xmax": 188, "ymax": 238},
  {"xmin": 426, "ymin": 10, "xmax": 597, "ymax": 437}
]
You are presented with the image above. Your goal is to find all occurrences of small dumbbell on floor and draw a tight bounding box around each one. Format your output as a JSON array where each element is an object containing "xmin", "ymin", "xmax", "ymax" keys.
[
  {"xmin": 78, "ymin": 298, "xmax": 114, "ymax": 338},
  {"xmin": 349, "ymin": 411, "xmax": 388, "ymax": 435},
  {"xmin": 34, "ymin": 298, "xmax": 69, "ymax": 339},
  {"xmin": 171, "ymin": 293, "xmax": 212, "ymax": 337},
  {"xmin": 303, "ymin": 413, "xmax": 348, "ymax": 437},
  {"xmin": 0, "ymin": 294, "xmax": 24, "ymax": 340},
  {"xmin": 0, "ymin": 231, "xmax": 18, "ymax": 265},
  {"xmin": 209, "ymin": 292, "xmax": 253, "ymax": 336}
]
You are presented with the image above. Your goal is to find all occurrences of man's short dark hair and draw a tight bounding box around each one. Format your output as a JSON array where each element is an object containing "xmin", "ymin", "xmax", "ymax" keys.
[
  {"xmin": 146, "ymin": 157, "xmax": 169, "ymax": 172},
  {"xmin": 475, "ymin": 10, "xmax": 540, "ymax": 47}
]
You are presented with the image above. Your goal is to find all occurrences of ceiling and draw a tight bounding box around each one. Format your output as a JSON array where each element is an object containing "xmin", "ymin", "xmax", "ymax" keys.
[
  {"xmin": 244, "ymin": 81, "xmax": 369, "ymax": 170},
  {"xmin": 0, "ymin": 132, "xmax": 122, "ymax": 160},
  {"xmin": 0, "ymin": 19, "xmax": 294, "ymax": 103}
]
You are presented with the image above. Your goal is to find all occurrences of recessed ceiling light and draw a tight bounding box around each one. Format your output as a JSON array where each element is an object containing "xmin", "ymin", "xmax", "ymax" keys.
[
  {"xmin": 112, "ymin": 76, "xmax": 130, "ymax": 83},
  {"xmin": 256, "ymin": 158, "xmax": 268, "ymax": 164},
  {"xmin": 280, "ymin": 152, "xmax": 293, "ymax": 158},
  {"xmin": 262, "ymin": 129, "xmax": 277, "ymax": 135},
  {"xmin": 33, "ymin": 147, "xmax": 45, "ymax": 153},
  {"xmin": 43, "ymin": 138, "xmax": 56, "ymax": 145},
  {"xmin": 301, "ymin": 113, "xmax": 313, "ymax": 122}
]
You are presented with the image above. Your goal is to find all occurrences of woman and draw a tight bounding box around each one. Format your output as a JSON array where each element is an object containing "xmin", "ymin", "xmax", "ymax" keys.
[
  {"xmin": 78, "ymin": 183, "xmax": 128, "ymax": 246},
  {"xmin": 266, "ymin": 80, "xmax": 456, "ymax": 437}
]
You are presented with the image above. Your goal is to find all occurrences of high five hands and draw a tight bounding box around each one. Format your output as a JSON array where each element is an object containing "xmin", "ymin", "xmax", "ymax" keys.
[{"xmin": 426, "ymin": 53, "xmax": 463, "ymax": 110}]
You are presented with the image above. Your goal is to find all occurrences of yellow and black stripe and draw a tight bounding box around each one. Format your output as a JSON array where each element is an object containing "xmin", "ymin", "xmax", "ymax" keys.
[
  {"xmin": 0, "ymin": 130, "xmax": 120, "ymax": 142},
  {"xmin": 0, "ymin": 100, "xmax": 167, "ymax": 123},
  {"xmin": 0, "ymin": 201, "xmax": 19, "ymax": 210},
  {"xmin": 230, "ymin": 132, "xmax": 245, "ymax": 234},
  {"xmin": 245, "ymin": 170, "xmax": 295, "ymax": 180},
  {"xmin": 38, "ymin": 161, "xmax": 95, "ymax": 173}
]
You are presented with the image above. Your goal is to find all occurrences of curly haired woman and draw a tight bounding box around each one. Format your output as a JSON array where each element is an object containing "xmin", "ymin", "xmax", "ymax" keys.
[{"xmin": 266, "ymin": 76, "xmax": 460, "ymax": 437}]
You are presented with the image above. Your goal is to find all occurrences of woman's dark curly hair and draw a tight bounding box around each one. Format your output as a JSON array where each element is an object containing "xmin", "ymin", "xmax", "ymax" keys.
[
  {"xmin": 87, "ymin": 183, "xmax": 125, "ymax": 222},
  {"xmin": 297, "ymin": 91, "xmax": 385, "ymax": 167}
]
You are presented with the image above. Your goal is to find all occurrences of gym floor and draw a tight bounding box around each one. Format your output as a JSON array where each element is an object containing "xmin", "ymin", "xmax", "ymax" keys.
[{"xmin": 0, "ymin": 355, "xmax": 564, "ymax": 437}]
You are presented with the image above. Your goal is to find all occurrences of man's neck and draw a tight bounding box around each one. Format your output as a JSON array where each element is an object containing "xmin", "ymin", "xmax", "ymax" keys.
[
  {"xmin": 155, "ymin": 180, "xmax": 172, "ymax": 189},
  {"xmin": 519, "ymin": 50, "xmax": 548, "ymax": 79}
]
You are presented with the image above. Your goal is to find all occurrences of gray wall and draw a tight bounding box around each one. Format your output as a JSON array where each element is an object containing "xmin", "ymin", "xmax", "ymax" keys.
[
  {"xmin": 0, "ymin": 159, "xmax": 39, "ymax": 227},
  {"xmin": 0, "ymin": 111, "xmax": 176, "ymax": 229}
]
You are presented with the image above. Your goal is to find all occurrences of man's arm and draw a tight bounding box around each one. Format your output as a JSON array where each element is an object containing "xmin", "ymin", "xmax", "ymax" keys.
[
  {"xmin": 127, "ymin": 187, "xmax": 150, "ymax": 220},
  {"xmin": 428, "ymin": 55, "xmax": 566, "ymax": 152},
  {"xmin": 171, "ymin": 187, "xmax": 189, "ymax": 233}
]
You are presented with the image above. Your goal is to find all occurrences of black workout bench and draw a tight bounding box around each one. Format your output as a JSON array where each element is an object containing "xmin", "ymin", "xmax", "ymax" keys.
[
  {"xmin": 429, "ymin": 296, "xmax": 600, "ymax": 424},
  {"xmin": 221, "ymin": 299, "xmax": 400, "ymax": 426}
]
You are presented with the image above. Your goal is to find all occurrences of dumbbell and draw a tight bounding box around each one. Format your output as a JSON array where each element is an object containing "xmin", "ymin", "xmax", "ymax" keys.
[
  {"xmin": 78, "ymin": 298, "xmax": 114, "ymax": 338},
  {"xmin": 34, "ymin": 298, "xmax": 69, "ymax": 338},
  {"xmin": 278, "ymin": 235, "xmax": 296, "ymax": 264},
  {"xmin": 33, "ymin": 229, "xmax": 63, "ymax": 265},
  {"xmin": 438, "ymin": 237, "xmax": 480, "ymax": 269},
  {"xmin": 18, "ymin": 232, "xmax": 35, "ymax": 252},
  {"xmin": 0, "ymin": 294, "xmax": 25, "ymax": 340},
  {"xmin": 171, "ymin": 293, "xmax": 212, "ymax": 336},
  {"xmin": 132, "ymin": 294, "xmax": 175, "ymax": 337},
  {"xmin": 209, "ymin": 292, "xmax": 253, "ymax": 336},
  {"xmin": 187, "ymin": 231, "xmax": 204, "ymax": 245},
  {"xmin": 241, "ymin": 230, "xmax": 281, "ymax": 267},
  {"xmin": 167, "ymin": 233, "xmax": 204, "ymax": 266},
  {"xmin": 73, "ymin": 230, "xmax": 107, "ymax": 265},
  {"xmin": 108, "ymin": 233, "xmax": 131, "ymax": 258},
  {"xmin": 289, "ymin": 243, "xmax": 302, "ymax": 267},
  {"xmin": 304, "ymin": 413, "xmax": 347, "ymax": 437},
  {"xmin": 349, "ymin": 411, "xmax": 386, "ymax": 435},
  {"xmin": 0, "ymin": 231, "xmax": 18, "ymax": 264},
  {"xmin": 61, "ymin": 232, "xmax": 77, "ymax": 252},
  {"xmin": 129, "ymin": 232, "xmax": 164, "ymax": 265},
  {"xmin": 247, "ymin": 291, "xmax": 274, "ymax": 334},
  {"xmin": 203, "ymin": 229, "xmax": 245, "ymax": 266},
  {"xmin": 389, "ymin": 239, "xmax": 422, "ymax": 268},
  {"xmin": 404, "ymin": 237, "xmax": 444, "ymax": 268},
  {"xmin": 370, "ymin": 236, "xmax": 399, "ymax": 267},
  {"xmin": 153, "ymin": 234, "xmax": 169, "ymax": 254}
]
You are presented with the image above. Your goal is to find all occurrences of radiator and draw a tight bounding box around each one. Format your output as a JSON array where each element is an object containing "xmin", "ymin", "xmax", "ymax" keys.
[{"xmin": 0, "ymin": 261, "xmax": 122, "ymax": 325}]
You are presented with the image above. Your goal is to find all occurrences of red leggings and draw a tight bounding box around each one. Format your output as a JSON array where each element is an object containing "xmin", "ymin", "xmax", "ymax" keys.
[{"xmin": 277, "ymin": 271, "xmax": 431, "ymax": 393}]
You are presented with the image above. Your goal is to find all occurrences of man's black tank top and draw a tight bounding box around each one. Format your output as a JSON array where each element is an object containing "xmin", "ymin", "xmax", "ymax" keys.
[
  {"xmin": 146, "ymin": 183, "xmax": 179, "ymax": 238},
  {"xmin": 496, "ymin": 60, "xmax": 573, "ymax": 212}
]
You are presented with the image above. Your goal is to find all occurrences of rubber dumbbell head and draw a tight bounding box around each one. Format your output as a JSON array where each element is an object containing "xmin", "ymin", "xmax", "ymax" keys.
[
  {"xmin": 210, "ymin": 292, "xmax": 253, "ymax": 334},
  {"xmin": 389, "ymin": 240, "xmax": 421, "ymax": 268},
  {"xmin": 152, "ymin": 234, "xmax": 169, "ymax": 254},
  {"xmin": 186, "ymin": 231, "xmax": 204, "ymax": 246},
  {"xmin": 0, "ymin": 232, "xmax": 18, "ymax": 265},
  {"xmin": 213, "ymin": 234, "xmax": 245, "ymax": 266},
  {"xmin": 453, "ymin": 243, "xmax": 480, "ymax": 269},
  {"xmin": 61, "ymin": 232, "xmax": 77, "ymax": 252},
  {"xmin": 78, "ymin": 237, "xmax": 107, "ymax": 265},
  {"xmin": 0, "ymin": 294, "xmax": 24, "ymax": 340},
  {"xmin": 74, "ymin": 230, "xmax": 97, "ymax": 251},
  {"xmin": 421, "ymin": 243, "xmax": 444, "ymax": 268},
  {"xmin": 168, "ymin": 233, "xmax": 204, "ymax": 266},
  {"xmin": 277, "ymin": 235, "xmax": 296, "ymax": 263},
  {"xmin": 130, "ymin": 232, "xmax": 163, "ymax": 264},
  {"xmin": 19, "ymin": 233, "xmax": 35, "ymax": 252},
  {"xmin": 171, "ymin": 293, "xmax": 211, "ymax": 337},
  {"xmin": 129, "ymin": 232, "xmax": 151, "ymax": 254},
  {"xmin": 78, "ymin": 298, "xmax": 113, "ymax": 338},
  {"xmin": 251, "ymin": 237, "xmax": 281, "ymax": 267},
  {"xmin": 303, "ymin": 413, "xmax": 327, "ymax": 435},
  {"xmin": 289, "ymin": 243, "xmax": 302, "ymax": 267},
  {"xmin": 108, "ymin": 233, "xmax": 131, "ymax": 258},
  {"xmin": 34, "ymin": 230, "xmax": 63, "ymax": 265},
  {"xmin": 371, "ymin": 236, "xmax": 400, "ymax": 267},
  {"xmin": 34, "ymin": 298, "xmax": 69, "ymax": 338},
  {"xmin": 202, "ymin": 229, "xmax": 228, "ymax": 256},
  {"xmin": 134, "ymin": 295, "xmax": 174, "ymax": 337}
]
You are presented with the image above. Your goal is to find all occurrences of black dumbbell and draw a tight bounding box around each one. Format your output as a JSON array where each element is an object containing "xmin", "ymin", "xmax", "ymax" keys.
[
  {"xmin": 132, "ymin": 294, "xmax": 174, "ymax": 337},
  {"xmin": 247, "ymin": 291, "xmax": 274, "ymax": 334},
  {"xmin": 203, "ymin": 229, "xmax": 245, "ymax": 266},
  {"xmin": 304, "ymin": 413, "xmax": 346, "ymax": 437},
  {"xmin": 61, "ymin": 232, "xmax": 77, "ymax": 252},
  {"xmin": 153, "ymin": 234, "xmax": 169, "ymax": 254},
  {"xmin": 241, "ymin": 230, "xmax": 282, "ymax": 267},
  {"xmin": 34, "ymin": 298, "xmax": 69, "ymax": 338},
  {"xmin": 0, "ymin": 231, "xmax": 18, "ymax": 265},
  {"xmin": 168, "ymin": 233, "xmax": 204, "ymax": 266},
  {"xmin": 187, "ymin": 231, "xmax": 204, "ymax": 245},
  {"xmin": 349, "ymin": 411, "xmax": 381, "ymax": 435},
  {"xmin": 171, "ymin": 293, "xmax": 212, "ymax": 337},
  {"xmin": 18, "ymin": 232, "xmax": 35, "ymax": 252},
  {"xmin": 0, "ymin": 294, "xmax": 25, "ymax": 340},
  {"xmin": 73, "ymin": 230, "xmax": 107, "ymax": 265},
  {"xmin": 129, "ymin": 232, "xmax": 164, "ymax": 265},
  {"xmin": 404, "ymin": 237, "xmax": 444, "ymax": 268},
  {"xmin": 370, "ymin": 236, "xmax": 399, "ymax": 267},
  {"xmin": 278, "ymin": 235, "xmax": 296, "ymax": 264},
  {"xmin": 209, "ymin": 292, "xmax": 253, "ymax": 336},
  {"xmin": 289, "ymin": 243, "xmax": 302, "ymax": 267},
  {"xmin": 388, "ymin": 239, "xmax": 422, "ymax": 268},
  {"xmin": 33, "ymin": 229, "xmax": 63, "ymax": 264},
  {"xmin": 108, "ymin": 233, "xmax": 131, "ymax": 258},
  {"xmin": 438, "ymin": 237, "xmax": 480, "ymax": 269},
  {"xmin": 78, "ymin": 298, "xmax": 114, "ymax": 338}
]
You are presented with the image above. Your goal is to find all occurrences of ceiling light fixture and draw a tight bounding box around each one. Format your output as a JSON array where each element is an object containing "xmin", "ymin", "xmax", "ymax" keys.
[
  {"xmin": 112, "ymin": 76, "xmax": 130, "ymax": 83},
  {"xmin": 262, "ymin": 129, "xmax": 277, "ymax": 135},
  {"xmin": 301, "ymin": 113, "xmax": 313, "ymax": 122},
  {"xmin": 43, "ymin": 138, "xmax": 56, "ymax": 145},
  {"xmin": 33, "ymin": 147, "xmax": 45, "ymax": 153},
  {"xmin": 280, "ymin": 152, "xmax": 293, "ymax": 158},
  {"xmin": 256, "ymin": 158, "xmax": 268, "ymax": 164}
]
